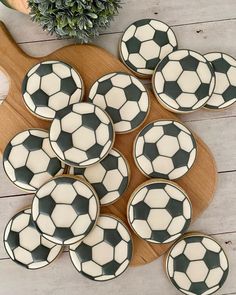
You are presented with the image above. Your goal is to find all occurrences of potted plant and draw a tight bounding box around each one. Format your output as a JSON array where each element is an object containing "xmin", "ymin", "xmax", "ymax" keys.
[{"xmin": 0, "ymin": 0, "xmax": 121, "ymax": 42}]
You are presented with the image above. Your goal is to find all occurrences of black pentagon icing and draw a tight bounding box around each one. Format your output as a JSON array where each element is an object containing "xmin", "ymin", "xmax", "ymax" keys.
[
  {"xmin": 101, "ymin": 154, "xmax": 118, "ymax": 170},
  {"xmin": 133, "ymin": 201, "xmax": 150, "ymax": 220},
  {"xmin": 127, "ymin": 240, "xmax": 133, "ymax": 260},
  {"xmin": 47, "ymin": 158, "xmax": 62, "ymax": 175},
  {"xmin": 57, "ymin": 131, "xmax": 73, "ymax": 152},
  {"xmin": 61, "ymin": 77, "xmax": 77, "ymax": 95},
  {"xmin": 196, "ymin": 83, "xmax": 210, "ymax": 100},
  {"xmin": 73, "ymin": 167, "xmax": 85, "ymax": 175},
  {"xmin": 164, "ymin": 81, "xmax": 182, "ymax": 99},
  {"xmin": 189, "ymin": 282, "xmax": 208, "ymax": 295},
  {"xmin": 146, "ymin": 57, "xmax": 160, "ymax": 70},
  {"xmin": 140, "ymin": 122, "xmax": 154, "ymax": 136},
  {"xmin": 15, "ymin": 166, "xmax": 34, "ymax": 183},
  {"xmin": 31, "ymin": 245, "xmax": 50, "ymax": 261},
  {"xmin": 21, "ymin": 75, "xmax": 28, "ymax": 93},
  {"xmin": 81, "ymin": 270, "xmax": 95, "ymax": 280},
  {"xmin": 220, "ymin": 267, "xmax": 229, "ymax": 286},
  {"xmin": 166, "ymin": 199, "xmax": 184, "ymax": 217},
  {"xmin": 108, "ymin": 120, "xmax": 114, "ymax": 136},
  {"xmin": 124, "ymin": 84, "xmax": 142, "ymax": 101},
  {"xmin": 172, "ymin": 149, "xmax": 190, "ymax": 168},
  {"xmin": 182, "ymin": 219, "xmax": 191, "ymax": 232},
  {"xmin": 126, "ymin": 37, "xmax": 141, "ymax": 54},
  {"xmin": 55, "ymin": 176, "xmax": 75, "ymax": 185},
  {"xmin": 31, "ymin": 89, "xmax": 49, "ymax": 107},
  {"xmin": 173, "ymin": 254, "xmax": 190, "ymax": 273},
  {"xmin": 147, "ymin": 183, "xmax": 166, "ymax": 193},
  {"xmin": 35, "ymin": 64, "xmax": 53, "ymax": 76},
  {"xmin": 104, "ymin": 229, "xmax": 122, "ymax": 247},
  {"xmin": 39, "ymin": 195, "xmax": 56, "ymax": 216},
  {"xmin": 93, "ymin": 183, "xmax": 108, "ymax": 199},
  {"xmin": 85, "ymin": 220, "xmax": 95, "ymax": 234},
  {"xmin": 102, "ymin": 260, "xmax": 120, "ymax": 275},
  {"xmin": 149, "ymin": 170, "xmax": 169, "ymax": 179},
  {"xmin": 75, "ymin": 242, "xmax": 92, "ymax": 262},
  {"xmin": 118, "ymin": 176, "xmax": 129, "ymax": 194},
  {"xmin": 151, "ymin": 230, "xmax": 170, "ymax": 243},
  {"xmin": 212, "ymin": 58, "xmax": 231, "ymax": 73},
  {"xmin": 105, "ymin": 106, "xmax": 122, "ymax": 123},
  {"xmin": 180, "ymin": 55, "xmax": 199, "ymax": 71},
  {"xmin": 154, "ymin": 30, "xmax": 169, "ymax": 46},
  {"xmin": 56, "ymin": 104, "xmax": 73, "ymax": 119},
  {"xmin": 3, "ymin": 143, "xmax": 13, "ymax": 162},
  {"xmin": 204, "ymin": 251, "xmax": 221, "ymax": 270},
  {"xmin": 187, "ymin": 236, "xmax": 203, "ymax": 244},
  {"xmin": 71, "ymin": 196, "xmax": 89, "ymax": 215},
  {"xmin": 143, "ymin": 142, "xmax": 159, "ymax": 161},
  {"xmin": 156, "ymin": 56, "xmax": 169, "ymax": 72},
  {"xmin": 54, "ymin": 227, "xmax": 74, "ymax": 241},
  {"xmin": 23, "ymin": 135, "xmax": 43, "ymax": 151},
  {"xmin": 87, "ymin": 144, "xmax": 103, "ymax": 159},
  {"xmin": 82, "ymin": 113, "xmax": 101, "ymax": 130},
  {"xmin": 126, "ymin": 60, "xmax": 139, "ymax": 71},
  {"xmin": 223, "ymin": 85, "xmax": 236, "ymax": 101},
  {"xmin": 130, "ymin": 112, "xmax": 146, "ymax": 129},
  {"xmin": 163, "ymin": 123, "xmax": 181, "ymax": 137},
  {"xmin": 28, "ymin": 215, "xmax": 37, "ymax": 229},
  {"xmin": 96, "ymin": 80, "xmax": 113, "ymax": 95},
  {"xmin": 135, "ymin": 19, "xmax": 152, "ymax": 27},
  {"xmin": 6, "ymin": 231, "xmax": 20, "ymax": 250}
]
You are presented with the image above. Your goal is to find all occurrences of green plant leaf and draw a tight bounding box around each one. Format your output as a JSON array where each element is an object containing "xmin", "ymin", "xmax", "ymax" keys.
[{"xmin": 28, "ymin": 0, "xmax": 122, "ymax": 43}]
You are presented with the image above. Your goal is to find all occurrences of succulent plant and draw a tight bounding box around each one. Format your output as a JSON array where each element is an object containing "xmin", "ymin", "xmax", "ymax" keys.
[{"xmin": 28, "ymin": 0, "xmax": 122, "ymax": 43}]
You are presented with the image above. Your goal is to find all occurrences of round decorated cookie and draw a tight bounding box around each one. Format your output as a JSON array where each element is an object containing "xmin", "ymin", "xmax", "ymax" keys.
[
  {"xmin": 4, "ymin": 208, "xmax": 62, "ymax": 269},
  {"xmin": 69, "ymin": 215, "xmax": 133, "ymax": 281},
  {"xmin": 22, "ymin": 60, "xmax": 84, "ymax": 120},
  {"xmin": 120, "ymin": 19, "xmax": 177, "ymax": 77},
  {"xmin": 204, "ymin": 52, "xmax": 236, "ymax": 110},
  {"xmin": 32, "ymin": 175, "xmax": 100, "ymax": 245},
  {"xmin": 133, "ymin": 120, "xmax": 197, "ymax": 179},
  {"xmin": 128, "ymin": 179, "xmax": 192, "ymax": 244},
  {"xmin": 69, "ymin": 149, "xmax": 129, "ymax": 206},
  {"xmin": 49, "ymin": 102, "xmax": 115, "ymax": 167},
  {"xmin": 88, "ymin": 72, "xmax": 149, "ymax": 133},
  {"xmin": 3, "ymin": 129, "xmax": 65, "ymax": 192},
  {"xmin": 153, "ymin": 50, "xmax": 215, "ymax": 113},
  {"xmin": 165, "ymin": 233, "xmax": 229, "ymax": 295}
]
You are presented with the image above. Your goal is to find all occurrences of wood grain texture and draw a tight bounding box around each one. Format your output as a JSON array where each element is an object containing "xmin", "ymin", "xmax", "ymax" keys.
[{"xmin": 0, "ymin": 21, "xmax": 217, "ymax": 266}]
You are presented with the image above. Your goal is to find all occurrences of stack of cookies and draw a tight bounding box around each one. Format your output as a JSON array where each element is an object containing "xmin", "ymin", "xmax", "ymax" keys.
[{"xmin": 2, "ymin": 18, "xmax": 230, "ymax": 294}]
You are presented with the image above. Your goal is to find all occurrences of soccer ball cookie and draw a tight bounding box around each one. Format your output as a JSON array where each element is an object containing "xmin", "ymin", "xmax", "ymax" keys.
[
  {"xmin": 134, "ymin": 120, "xmax": 197, "ymax": 179},
  {"xmin": 88, "ymin": 72, "xmax": 149, "ymax": 133},
  {"xmin": 69, "ymin": 215, "xmax": 133, "ymax": 281},
  {"xmin": 204, "ymin": 52, "xmax": 236, "ymax": 110},
  {"xmin": 32, "ymin": 175, "xmax": 100, "ymax": 245},
  {"xmin": 4, "ymin": 208, "xmax": 62, "ymax": 269},
  {"xmin": 49, "ymin": 102, "xmax": 115, "ymax": 167},
  {"xmin": 3, "ymin": 129, "xmax": 65, "ymax": 192},
  {"xmin": 153, "ymin": 50, "xmax": 215, "ymax": 113},
  {"xmin": 22, "ymin": 60, "xmax": 84, "ymax": 120},
  {"xmin": 120, "ymin": 19, "xmax": 177, "ymax": 77},
  {"xmin": 128, "ymin": 179, "xmax": 192, "ymax": 244},
  {"xmin": 69, "ymin": 149, "xmax": 129, "ymax": 206},
  {"xmin": 165, "ymin": 233, "xmax": 229, "ymax": 295}
]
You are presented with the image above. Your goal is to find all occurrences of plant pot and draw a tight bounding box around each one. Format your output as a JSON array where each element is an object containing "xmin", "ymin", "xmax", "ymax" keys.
[{"xmin": 1, "ymin": 0, "xmax": 29, "ymax": 14}]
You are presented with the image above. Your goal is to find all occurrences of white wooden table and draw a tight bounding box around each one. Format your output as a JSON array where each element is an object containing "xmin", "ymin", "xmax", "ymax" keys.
[{"xmin": 0, "ymin": 1, "xmax": 235, "ymax": 294}]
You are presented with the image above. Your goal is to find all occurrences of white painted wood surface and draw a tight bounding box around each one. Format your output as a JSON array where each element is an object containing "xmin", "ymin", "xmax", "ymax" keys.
[{"xmin": 0, "ymin": 1, "xmax": 235, "ymax": 294}]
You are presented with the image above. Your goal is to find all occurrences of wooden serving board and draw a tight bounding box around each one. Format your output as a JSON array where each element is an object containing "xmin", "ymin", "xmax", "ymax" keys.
[{"xmin": 0, "ymin": 22, "xmax": 217, "ymax": 267}]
